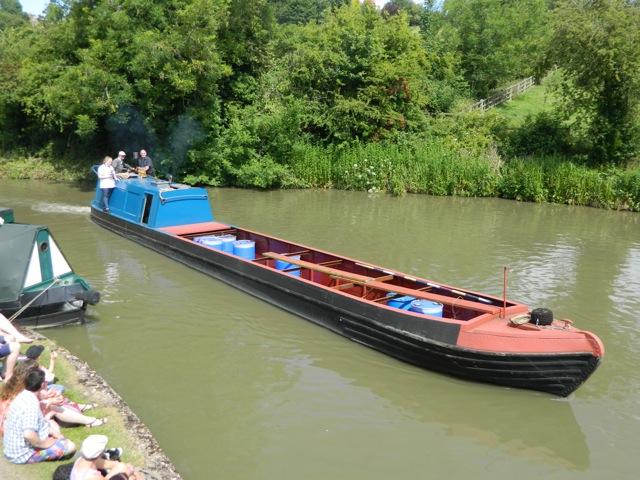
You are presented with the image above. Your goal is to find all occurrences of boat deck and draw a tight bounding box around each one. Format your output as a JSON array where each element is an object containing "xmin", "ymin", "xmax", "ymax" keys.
[{"xmin": 160, "ymin": 221, "xmax": 527, "ymax": 323}]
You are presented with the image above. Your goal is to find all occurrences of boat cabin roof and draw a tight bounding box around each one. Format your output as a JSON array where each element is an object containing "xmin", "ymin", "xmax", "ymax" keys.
[
  {"xmin": 0, "ymin": 223, "xmax": 75, "ymax": 304},
  {"xmin": 92, "ymin": 175, "xmax": 214, "ymax": 228}
]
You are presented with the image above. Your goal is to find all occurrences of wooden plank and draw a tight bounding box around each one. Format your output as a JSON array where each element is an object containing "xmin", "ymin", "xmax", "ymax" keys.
[
  {"xmin": 318, "ymin": 259, "xmax": 342, "ymax": 267},
  {"xmin": 263, "ymin": 252, "xmax": 500, "ymax": 314},
  {"xmin": 373, "ymin": 274, "xmax": 394, "ymax": 282},
  {"xmin": 332, "ymin": 282, "xmax": 355, "ymax": 291}
]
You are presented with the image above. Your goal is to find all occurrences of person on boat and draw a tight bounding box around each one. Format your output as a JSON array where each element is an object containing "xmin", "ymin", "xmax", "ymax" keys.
[
  {"xmin": 112, "ymin": 151, "xmax": 126, "ymax": 173},
  {"xmin": 70, "ymin": 434, "xmax": 145, "ymax": 480},
  {"xmin": 97, "ymin": 156, "xmax": 118, "ymax": 213},
  {"xmin": 137, "ymin": 149, "xmax": 154, "ymax": 177},
  {"xmin": 2, "ymin": 368, "xmax": 76, "ymax": 464}
]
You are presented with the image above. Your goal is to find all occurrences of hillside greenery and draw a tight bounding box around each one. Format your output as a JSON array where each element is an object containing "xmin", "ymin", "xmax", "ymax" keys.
[{"xmin": 0, "ymin": 0, "xmax": 639, "ymax": 210}]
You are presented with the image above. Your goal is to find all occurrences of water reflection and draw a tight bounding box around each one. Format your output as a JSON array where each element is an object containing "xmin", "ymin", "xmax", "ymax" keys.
[{"xmin": 278, "ymin": 339, "xmax": 590, "ymax": 471}]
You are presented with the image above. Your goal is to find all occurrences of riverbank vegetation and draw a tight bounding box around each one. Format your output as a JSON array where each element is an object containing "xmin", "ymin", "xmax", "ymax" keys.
[{"xmin": 0, "ymin": 0, "xmax": 639, "ymax": 210}]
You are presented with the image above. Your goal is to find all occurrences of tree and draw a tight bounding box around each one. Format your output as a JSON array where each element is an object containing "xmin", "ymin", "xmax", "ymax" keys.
[
  {"xmin": 0, "ymin": 0, "xmax": 234, "ymax": 162},
  {"xmin": 381, "ymin": 0, "xmax": 422, "ymax": 25},
  {"xmin": 443, "ymin": 0, "xmax": 551, "ymax": 98},
  {"xmin": 277, "ymin": 1, "xmax": 433, "ymax": 143},
  {"xmin": 268, "ymin": 0, "xmax": 348, "ymax": 24},
  {"xmin": 0, "ymin": 0, "xmax": 27, "ymax": 31},
  {"xmin": 548, "ymin": 0, "xmax": 640, "ymax": 163}
]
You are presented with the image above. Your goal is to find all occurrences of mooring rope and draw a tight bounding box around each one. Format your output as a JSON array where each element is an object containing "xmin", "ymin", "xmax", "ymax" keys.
[{"xmin": 9, "ymin": 277, "xmax": 61, "ymax": 323}]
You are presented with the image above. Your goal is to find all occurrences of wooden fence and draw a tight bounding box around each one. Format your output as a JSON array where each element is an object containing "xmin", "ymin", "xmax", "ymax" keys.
[{"xmin": 469, "ymin": 76, "xmax": 535, "ymax": 111}]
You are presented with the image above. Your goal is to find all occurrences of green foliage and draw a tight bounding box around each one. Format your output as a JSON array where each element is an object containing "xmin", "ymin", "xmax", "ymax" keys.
[
  {"xmin": 0, "ymin": 0, "xmax": 26, "ymax": 31},
  {"xmin": 0, "ymin": 156, "xmax": 82, "ymax": 181},
  {"xmin": 0, "ymin": 0, "xmax": 239, "ymax": 162},
  {"xmin": 328, "ymin": 137, "xmax": 500, "ymax": 197},
  {"xmin": 269, "ymin": 0, "xmax": 348, "ymax": 24},
  {"xmin": 498, "ymin": 156, "xmax": 640, "ymax": 210},
  {"xmin": 548, "ymin": 0, "xmax": 640, "ymax": 164},
  {"xmin": 501, "ymin": 111, "xmax": 573, "ymax": 158},
  {"xmin": 277, "ymin": 2, "xmax": 433, "ymax": 143},
  {"xmin": 443, "ymin": 0, "xmax": 551, "ymax": 98},
  {"xmin": 235, "ymin": 156, "xmax": 293, "ymax": 188},
  {"xmin": 615, "ymin": 169, "xmax": 640, "ymax": 211}
]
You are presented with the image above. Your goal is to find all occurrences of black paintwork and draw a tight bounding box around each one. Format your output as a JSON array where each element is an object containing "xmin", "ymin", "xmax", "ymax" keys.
[{"xmin": 0, "ymin": 284, "xmax": 88, "ymax": 328}]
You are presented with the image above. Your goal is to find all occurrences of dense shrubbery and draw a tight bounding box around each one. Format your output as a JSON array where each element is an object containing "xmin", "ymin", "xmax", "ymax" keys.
[{"xmin": 499, "ymin": 157, "xmax": 640, "ymax": 210}]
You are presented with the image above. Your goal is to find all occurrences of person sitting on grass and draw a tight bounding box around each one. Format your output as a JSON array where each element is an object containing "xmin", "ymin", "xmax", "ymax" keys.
[
  {"xmin": 2, "ymin": 357, "xmax": 107, "ymax": 430},
  {"xmin": 0, "ymin": 359, "xmax": 39, "ymax": 435},
  {"xmin": 0, "ymin": 312, "xmax": 33, "ymax": 382},
  {"xmin": 2, "ymin": 368, "xmax": 76, "ymax": 464},
  {"xmin": 70, "ymin": 434, "xmax": 145, "ymax": 480}
]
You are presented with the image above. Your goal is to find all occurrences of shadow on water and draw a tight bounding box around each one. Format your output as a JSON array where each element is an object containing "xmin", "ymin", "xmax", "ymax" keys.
[{"xmin": 287, "ymin": 341, "xmax": 591, "ymax": 471}]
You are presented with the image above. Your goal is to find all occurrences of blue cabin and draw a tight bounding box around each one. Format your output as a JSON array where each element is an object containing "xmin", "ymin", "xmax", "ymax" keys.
[{"xmin": 92, "ymin": 172, "xmax": 214, "ymax": 228}]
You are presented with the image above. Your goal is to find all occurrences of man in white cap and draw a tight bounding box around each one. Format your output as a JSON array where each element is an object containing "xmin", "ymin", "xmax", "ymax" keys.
[
  {"xmin": 70, "ymin": 434, "xmax": 144, "ymax": 479},
  {"xmin": 112, "ymin": 151, "xmax": 126, "ymax": 173}
]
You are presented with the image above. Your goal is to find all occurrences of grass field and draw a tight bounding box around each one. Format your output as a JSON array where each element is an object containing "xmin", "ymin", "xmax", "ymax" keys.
[{"xmin": 497, "ymin": 74, "xmax": 557, "ymax": 126}]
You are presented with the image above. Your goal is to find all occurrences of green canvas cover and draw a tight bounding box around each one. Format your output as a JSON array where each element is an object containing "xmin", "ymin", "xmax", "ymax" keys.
[
  {"xmin": 0, "ymin": 223, "xmax": 40, "ymax": 304},
  {"xmin": 0, "ymin": 207, "xmax": 14, "ymax": 223}
]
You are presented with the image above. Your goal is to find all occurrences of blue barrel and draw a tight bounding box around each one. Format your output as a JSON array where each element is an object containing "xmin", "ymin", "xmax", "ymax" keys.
[
  {"xmin": 233, "ymin": 240, "xmax": 255, "ymax": 260},
  {"xmin": 387, "ymin": 295, "xmax": 415, "ymax": 310},
  {"xmin": 410, "ymin": 299, "xmax": 444, "ymax": 317},
  {"xmin": 275, "ymin": 255, "xmax": 301, "ymax": 276},
  {"xmin": 196, "ymin": 236, "xmax": 223, "ymax": 250},
  {"xmin": 194, "ymin": 235, "xmax": 214, "ymax": 244},
  {"xmin": 219, "ymin": 234, "xmax": 236, "ymax": 253}
]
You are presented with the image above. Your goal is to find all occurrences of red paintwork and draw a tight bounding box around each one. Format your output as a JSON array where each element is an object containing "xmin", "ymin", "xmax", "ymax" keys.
[{"xmin": 159, "ymin": 221, "xmax": 231, "ymax": 235}]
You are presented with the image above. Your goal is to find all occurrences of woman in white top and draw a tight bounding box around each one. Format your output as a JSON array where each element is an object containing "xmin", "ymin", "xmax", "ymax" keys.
[{"xmin": 97, "ymin": 156, "xmax": 118, "ymax": 213}]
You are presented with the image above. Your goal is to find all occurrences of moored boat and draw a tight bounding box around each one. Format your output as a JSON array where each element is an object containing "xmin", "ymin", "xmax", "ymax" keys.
[
  {"xmin": 89, "ymin": 173, "xmax": 604, "ymax": 396},
  {"xmin": 0, "ymin": 207, "xmax": 100, "ymax": 328}
]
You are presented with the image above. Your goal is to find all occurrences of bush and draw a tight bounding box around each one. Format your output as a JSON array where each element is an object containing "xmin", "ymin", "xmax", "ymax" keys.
[
  {"xmin": 498, "ymin": 156, "xmax": 640, "ymax": 211},
  {"xmin": 499, "ymin": 158, "xmax": 547, "ymax": 202},
  {"xmin": 501, "ymin": 112, "xmax": 573, "ymax": 158},
  {"xmin": 235, "ymin": 156, "xmax": 294, "ymax": 189}
]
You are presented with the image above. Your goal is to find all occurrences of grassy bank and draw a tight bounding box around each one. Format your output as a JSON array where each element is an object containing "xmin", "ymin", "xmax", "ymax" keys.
[
  {"xmin": 0, "ymin": 337, "xmax": 145, "ymax": 480},
  {"xmin": 3, "ymin": 150, "xmax": 640, "ymax": 212},
  {"xmin": 0, "ymin": 157, "xmax": 86, "ymax": 182}
]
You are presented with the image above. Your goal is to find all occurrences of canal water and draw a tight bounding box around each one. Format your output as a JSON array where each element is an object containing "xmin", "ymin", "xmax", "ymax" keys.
[{"xmin": 1, "ymin": 180, "xmax": 639, "ymax": 479}]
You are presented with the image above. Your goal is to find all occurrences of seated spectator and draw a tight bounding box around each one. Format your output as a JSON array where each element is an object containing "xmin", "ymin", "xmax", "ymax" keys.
[
  {"xmin": 1, "ymin": 344, "xmax": 55, "ymax": 384},
  {"xmin": 38, "ymin": 384, "xmax": 107, "ymax": 429},
  {"xmin": 0, "ymin": 360, "xmax": 39, "ymax": 435},
  {"xmin": 71, "ymin": 434, "xmax": 145, "ymax": 480},
  {"xmin": 2, "ymin": 348, "xmax": 105, "ymax": 429},
  {"xmin": 2, "ymin": 368, "xmax": 76, "ymax": 464},
  {"xmin": 0, "ymin": 312, "xmax": 32, "ymax": 382}
]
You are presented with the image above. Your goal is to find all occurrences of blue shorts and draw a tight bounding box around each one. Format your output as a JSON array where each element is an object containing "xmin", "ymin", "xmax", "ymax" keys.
[{"xmin": 0, "ymin": 335, "xmax": 12, "ymax": 358}]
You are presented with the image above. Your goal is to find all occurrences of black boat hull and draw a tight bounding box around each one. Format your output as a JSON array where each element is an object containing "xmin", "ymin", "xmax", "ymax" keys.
[
  {"xmin": 1, "ymin": 284, "xmax": 91, "ymax": 328},
  {"xmin": 1, "ymin": 302, "xmax": 85, "ymax": 329},
  {"xmin": 91, "ymin": 207, "xmax": 599, "ymax": 396}
]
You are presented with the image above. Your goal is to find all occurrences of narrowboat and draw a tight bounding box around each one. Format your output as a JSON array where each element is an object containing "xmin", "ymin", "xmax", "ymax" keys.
[
  {"xmin": 0, "ymin": 207, "xmax": 100, "ymax": 328},
  {"xmin": 89, "ymin": 173, "xmax": 604, "ymax": 396}
]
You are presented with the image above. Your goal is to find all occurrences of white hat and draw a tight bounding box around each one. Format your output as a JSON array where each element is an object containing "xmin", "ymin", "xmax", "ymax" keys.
[
  {"xmin": 118, "ymin": 151, "xmax": 126, "ymax": 156},
  {"xmin": 80, "ymin": 434, "xmax": 108, "ymax": 459}
]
